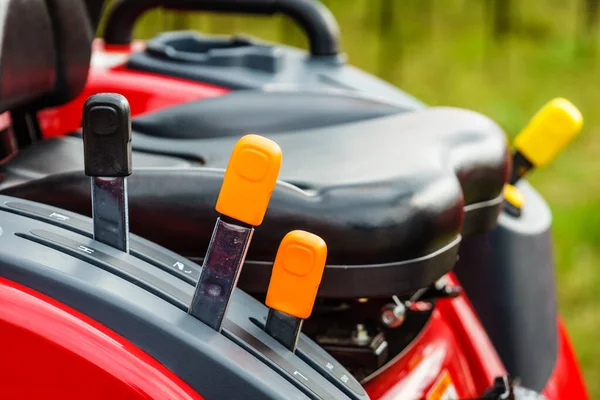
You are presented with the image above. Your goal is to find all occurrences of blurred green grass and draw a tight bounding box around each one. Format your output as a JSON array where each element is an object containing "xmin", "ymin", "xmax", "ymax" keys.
[{"xmin": 101, "ymin": 0, "xmax": 600, "ymax": 396}]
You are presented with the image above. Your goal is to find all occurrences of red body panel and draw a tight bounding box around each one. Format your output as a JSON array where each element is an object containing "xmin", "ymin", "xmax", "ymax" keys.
[
  {"xmin": 0, "ymin": 277, "xmax": 203, "ymax": 400},
  {"xmin": 38, "ymin": 41, "xmax": 229, "ymax": 138},
  {"xmin": 27, "ymin": 39, "xmax": 589, "ymax": 399},
  {"xmin": 542, "ymin": 320, "xmax": 589, "ymax": 400}
]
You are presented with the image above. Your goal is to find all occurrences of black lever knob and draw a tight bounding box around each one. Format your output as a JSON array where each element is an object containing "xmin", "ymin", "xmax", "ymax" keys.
[
  {"xmin": 83, "ymin": 93, "xmax": 132, "ymax": 177},
  {"xmin": 82, "ymin": 93, "xmax": 133, "ymax": 252}
]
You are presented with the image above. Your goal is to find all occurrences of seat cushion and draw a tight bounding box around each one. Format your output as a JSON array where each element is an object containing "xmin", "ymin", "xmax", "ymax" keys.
[
  {"xmin": 0, "ymin": 107, "xmax": 510, "ymax": 297},
  {"xmin": 130, "ymin": 105, "xmax": 510, "ymax": 226}
]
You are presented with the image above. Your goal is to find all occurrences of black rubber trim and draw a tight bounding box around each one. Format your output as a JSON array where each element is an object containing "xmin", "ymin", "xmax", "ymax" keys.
[
  {"xmin": 237, "ymin": 237, "xmax": 461, "ymax": 298},
  {"xmin": 462, "ymin": 193, "xmax": 504, "ymax": 236},
  {"xmin": 250, "ymin": 317, "xmax": 365, "ymax": 398},
  {"xmin": 1, "ymin": 201, "xmax": 201, "ymax": 285},
  {"xmin": 223, "ymin": 320, "xmax": 333, "ymax": 400},
  {"xmin": 18, "ymin": 230, "xmax": 191, "ymax": 309},
  {"xmin": 104, "ymin": 0, "xmax": 341, "ymax": 56},
  {"xmin": 3, "ymin": 200, "xmax": 460, "ymax": 298}
]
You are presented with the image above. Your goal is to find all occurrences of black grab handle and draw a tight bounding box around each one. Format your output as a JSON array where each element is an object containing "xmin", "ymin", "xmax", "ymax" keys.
[{"xmin": 103, "ymin": 0, "xmax": 341, "ymax": 57}]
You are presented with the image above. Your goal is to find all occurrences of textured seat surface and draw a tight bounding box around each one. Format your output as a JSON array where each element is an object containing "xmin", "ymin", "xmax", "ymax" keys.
[{"xmin": 132, "ymin": 89, "xmax": 407, "ymax": 139}]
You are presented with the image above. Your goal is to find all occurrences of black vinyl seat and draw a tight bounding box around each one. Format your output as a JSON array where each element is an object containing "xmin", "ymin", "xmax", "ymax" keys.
[
  {"xmin": 1, "ymin": 105, "xmax": 510, "ymax": 297},
  {"xmin": 1, "ymin": 103, "xmax": 510, "ymax": 254}
]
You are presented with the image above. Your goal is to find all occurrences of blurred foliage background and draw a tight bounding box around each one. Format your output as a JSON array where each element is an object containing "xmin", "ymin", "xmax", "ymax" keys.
[{"xmin": 100, "ymin": 0, "xmax": 600, "ymax": 396}]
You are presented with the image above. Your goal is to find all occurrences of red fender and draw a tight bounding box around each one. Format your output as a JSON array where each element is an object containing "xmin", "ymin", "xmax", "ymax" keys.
[{"xmin": 0, "ymin": 277, "xmax": 203, "ymax": 400}]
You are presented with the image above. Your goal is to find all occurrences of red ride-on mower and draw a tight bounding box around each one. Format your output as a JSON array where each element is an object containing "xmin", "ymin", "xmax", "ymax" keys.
[{"xmin": 0, "ymin": 0, "xmax": 590, "ymax": 399}]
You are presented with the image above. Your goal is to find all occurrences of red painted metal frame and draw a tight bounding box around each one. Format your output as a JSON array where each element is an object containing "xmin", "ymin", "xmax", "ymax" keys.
[
  {"xmin": 364, "ymin": 273, "xmax": 590, "ymax": 399},
  {"xmin": 0, "ymin": 277, "xmax": 204, "ymax": 400},
  {"xmin": 542, "ymin": 320, "xmax": 589, "ymax": 400},
  {"xmin": 38, "ymin": 41, "xmax": 230, "ymax": 138}
]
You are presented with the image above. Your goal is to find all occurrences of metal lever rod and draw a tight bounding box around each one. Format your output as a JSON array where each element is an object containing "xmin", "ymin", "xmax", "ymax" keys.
[
  {"xmin": 91, "ymin": 176, "xmax": 130, "ymax": 252},
  {"xmin": 265, "ymin": 309, "xmax": 303, "ymax": 352},
  {"xmin": 189, "ymin": 218, "xmax": 253, "ymax": 331}
]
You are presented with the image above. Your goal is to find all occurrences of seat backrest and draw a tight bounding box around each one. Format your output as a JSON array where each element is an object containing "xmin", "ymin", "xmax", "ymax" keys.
[
  {"xmin": 0, "ymin": 0, "xmax": 94, "ymax": 114},
  {"xmin": 0, "ymin": 0, "xmax": 56, "ymax": 113},
  {"xmin": 36, "ymin": 0, "xmax": 95, "ymax": 108},
  {"xmin": 84, "ymin": 0, "xmax": 106, "ymax": 31}
]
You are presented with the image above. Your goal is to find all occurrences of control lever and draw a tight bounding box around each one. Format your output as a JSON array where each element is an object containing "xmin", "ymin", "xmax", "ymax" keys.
[
  {"xmin": 503, "ymin": 97, "xmax": 583, "ymax": 216},
  {"xmin": 510, "ymin": 97, "xmax": 583, "ymax": 185},
  {"xmin": 189, "ymin": 134, "xmax": 282, "ymax": 332},
  {"xmin": 265, "ymin": 231, "xmax": 327, "ymax": 352},
  {"xmin": 82, "ymin": 93, "xmax": 132, "ymax": 252}
]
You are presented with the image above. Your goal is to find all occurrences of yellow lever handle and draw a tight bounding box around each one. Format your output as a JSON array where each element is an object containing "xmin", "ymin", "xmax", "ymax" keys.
[
  {"xmin": 266, "ymin": 231, "xmax": 328, "ymax": 320},
  {"xmin": 514, "ymin": 98, "xmax": 583, "ymax": 168},
  {"xmin": 215, "ymin": 134, "xmax": 282, "ymax": 226}
]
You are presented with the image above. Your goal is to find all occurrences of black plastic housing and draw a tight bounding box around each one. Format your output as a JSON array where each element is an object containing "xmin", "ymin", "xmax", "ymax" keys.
[{"xmin": 455, "ymin": 181, "xmax": 558, "ymax": 391}]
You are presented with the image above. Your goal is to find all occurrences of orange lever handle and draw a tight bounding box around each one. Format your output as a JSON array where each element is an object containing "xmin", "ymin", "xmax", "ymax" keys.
[
  {"xmin": 215, "ymin": 134, "xmax": 282, "ymax": 226},
  {"xmin": 266, "ymin": 231, "xmax": 328, "ymax": 319}
]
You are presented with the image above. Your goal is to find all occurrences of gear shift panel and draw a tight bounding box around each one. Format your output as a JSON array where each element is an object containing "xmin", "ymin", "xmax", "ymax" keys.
[
  {"xmin": 0, "ymin": 93, "xmax": 367, "ymax": 399},
  {"xmin": 0, "ymin": 197, "xmax": 366, "ymax": 399}
]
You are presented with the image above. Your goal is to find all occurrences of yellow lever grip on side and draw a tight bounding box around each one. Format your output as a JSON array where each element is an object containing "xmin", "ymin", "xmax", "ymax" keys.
[
  {"xmin": 266, "ymin": 231, "xmax": 328, "ymax": 320},
  {"xmin": 215, "ymin": 134, "xmax": 282, "ymax": 226},
  {"xmin": 514, "ymin": 98, "xmax": 583, "ymax": 167}
]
